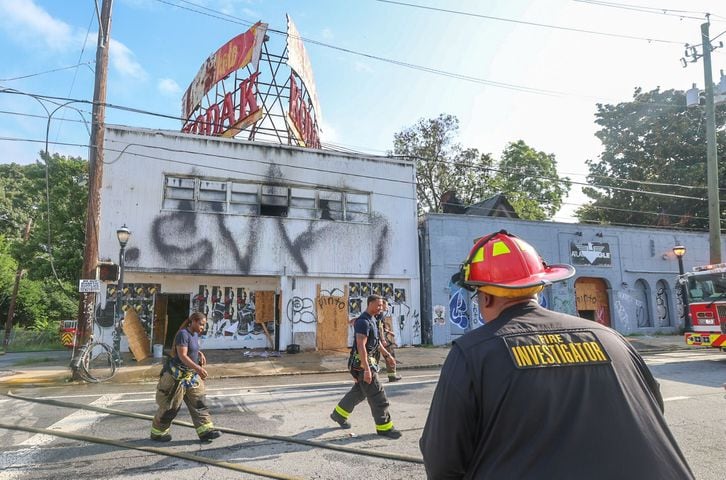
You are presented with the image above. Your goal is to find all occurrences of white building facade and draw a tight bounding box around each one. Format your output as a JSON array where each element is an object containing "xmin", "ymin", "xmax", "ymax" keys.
[{"xmin": 98, "ymin": 126, "xmax": 420, "ymax": 353}]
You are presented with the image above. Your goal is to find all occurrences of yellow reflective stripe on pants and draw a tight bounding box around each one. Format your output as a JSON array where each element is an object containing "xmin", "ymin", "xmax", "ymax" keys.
[
  {"xmin": 334, "ymin": 405, "xmax": 351, "ymax": 419},
  {"xmin": 150, "ymin": 425, "xmax": 169, "ymax": 436},
  {"xmin": 376, "ymin": 420, "xmax": 394, "ymax": 432},
  {"xmin": 196, "ymin": 422, "xmax": 214, "ymax": 435}
]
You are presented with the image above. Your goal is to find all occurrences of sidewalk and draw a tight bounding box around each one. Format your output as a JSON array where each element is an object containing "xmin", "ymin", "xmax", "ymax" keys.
[{"xmin": 0, "ymin": 334, "xmax": 690, "ymax": 388}]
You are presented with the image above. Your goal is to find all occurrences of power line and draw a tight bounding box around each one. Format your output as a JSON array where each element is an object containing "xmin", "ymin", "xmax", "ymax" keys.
[
  {"xmin": 573, "ymin": 0, "xmax": 711, "ymax": 21},
  {"xmin": 372, "ymin": 0, "xmax": 688, "ymax": 44},
  {"xmin": 0, "ymin": 61, "xmax": 95, "ymax": 82}
]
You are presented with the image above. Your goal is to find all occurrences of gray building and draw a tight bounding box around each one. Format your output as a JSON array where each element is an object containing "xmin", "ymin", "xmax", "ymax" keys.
[{"xmin": 420, "ymin": 214, "xmax": 723, "ymax": 345}]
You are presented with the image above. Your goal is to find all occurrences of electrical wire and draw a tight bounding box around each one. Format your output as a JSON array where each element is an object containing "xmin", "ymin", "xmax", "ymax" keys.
[
  {"xmin": 371, "ymin": 0, "xmax": 688, "ymax": 44},
  {"xmin": 0, "ymin": 62, "xmax": 94, "ymax": 82},
  {"xmin": 572, "ymin": 0, "xmax": 711, "ymax": 21}
]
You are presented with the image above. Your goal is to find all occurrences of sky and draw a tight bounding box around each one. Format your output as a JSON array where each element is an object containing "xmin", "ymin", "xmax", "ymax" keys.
[{"xmin": 1, "ymin": 0, "xmax": 725, "ymax": 222}]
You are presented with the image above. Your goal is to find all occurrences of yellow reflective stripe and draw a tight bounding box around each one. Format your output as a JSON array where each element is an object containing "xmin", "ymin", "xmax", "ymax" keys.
[
  {"xmin": 375, "ymin": 421, "xmax": 394, "ymax": 432},
  {"xmin": 196, "ymin": 422, "xmax": 214, "ymax": 435},
  {"xmin": 150, "ymin": 426, "xmax": 169, "ymax": 436},
  {"xmin": 472, "ymin": 247, "xmax": 485, "ymax": 263},
  {"xmin": 334, "ymin": 405, "xmax": 351, "ymax": 419},
  {"xmin": 492, "ymin": 241, "xmax": 511, "ymax": 256}
]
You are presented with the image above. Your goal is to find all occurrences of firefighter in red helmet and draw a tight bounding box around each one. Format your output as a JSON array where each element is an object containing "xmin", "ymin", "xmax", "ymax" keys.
[{"xmin": 420, "ymin": 230, "xmax": 693, "ymax": 480}]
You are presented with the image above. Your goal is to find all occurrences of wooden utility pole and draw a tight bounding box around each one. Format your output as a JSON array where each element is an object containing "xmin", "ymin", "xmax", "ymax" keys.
[
  {"xmin": 2, "ymin": 219, "xmax": 32, "ymax": 350},
  {"xmin": 73, "ymin": 0, "xmax": 113, "ymax": 373},
  {"xmin": 700, "ymin": 22, "xmax": 723, "ymax": 264}
]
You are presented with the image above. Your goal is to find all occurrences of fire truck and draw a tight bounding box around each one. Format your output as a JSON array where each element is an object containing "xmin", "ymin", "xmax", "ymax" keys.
[{"xmin": 680, "ymin": 263, "xmax": 726, "ymax": 351}]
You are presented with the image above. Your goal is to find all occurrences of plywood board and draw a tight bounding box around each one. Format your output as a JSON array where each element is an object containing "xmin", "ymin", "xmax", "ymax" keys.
[
  {"xmin": 316, "ymin": 285, "xmax": 349, "ymax": 351},
  {"xmin": 122, "ymin": 308, "xmax": 151, "ymax": 361},
  {"xmin": 255, "ymin": 291, "xmax": 275, "ymax": 324}
]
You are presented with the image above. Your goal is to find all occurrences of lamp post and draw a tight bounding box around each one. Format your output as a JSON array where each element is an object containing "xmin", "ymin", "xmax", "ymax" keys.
[
  {"xmin": 114, "ymin": 225, "xmax": 131, "ymax": 366},
  {"xmin": 673, "ymin": 245, "xmax": 690, "ymax": 332}
]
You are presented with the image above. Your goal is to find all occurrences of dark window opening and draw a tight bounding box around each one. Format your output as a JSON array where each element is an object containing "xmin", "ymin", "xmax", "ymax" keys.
[{"xmin": 260, "ymin": 204, "xmax": 288, "ymax": 217}]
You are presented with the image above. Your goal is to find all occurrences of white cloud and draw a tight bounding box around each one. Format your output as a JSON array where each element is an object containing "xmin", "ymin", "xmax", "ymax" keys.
[
  {"xmin": 158, "ymin": 78, "xmax": 181, "ymax": 96},
  {"xmin": 90, "ymin": 35, "xmax": 146, "ymax": 80},
  {"xmin": 0, "ymin": 0, "xmax": 73, "ymax": 50}
]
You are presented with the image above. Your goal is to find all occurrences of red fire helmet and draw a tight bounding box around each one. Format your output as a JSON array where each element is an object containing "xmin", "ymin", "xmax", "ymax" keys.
[{"xmin": 457, "ymin": 230, "xmax": 575, "ymax": 291}]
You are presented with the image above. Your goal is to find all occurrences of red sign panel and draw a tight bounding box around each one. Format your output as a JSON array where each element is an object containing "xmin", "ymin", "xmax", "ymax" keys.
[
  {"xmin": 181, "ymin": 22, "xmax": 267, "ymax": 121},
  {"xmin": 287, "ymin": 74, "xmax": 321, "ymax": 149}
]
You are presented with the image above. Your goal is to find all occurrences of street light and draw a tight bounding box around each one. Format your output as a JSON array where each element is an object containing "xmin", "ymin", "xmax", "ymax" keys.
[
  {"xmin": 673, "ymin": 245, "xmax": 690, "ymax": 332},
  {"xmin": 114, "ymin": 225, "xmax": 131, "ymax": 366}
]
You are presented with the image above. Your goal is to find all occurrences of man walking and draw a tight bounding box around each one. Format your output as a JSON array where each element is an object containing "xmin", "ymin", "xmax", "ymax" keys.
[
  {"xmin": 331, "ymin": 294, "xmax": 401, "ymax": 438},
  {"xmin": 420, "ymin": 230, "xmax": 693, "ymax": 479}
]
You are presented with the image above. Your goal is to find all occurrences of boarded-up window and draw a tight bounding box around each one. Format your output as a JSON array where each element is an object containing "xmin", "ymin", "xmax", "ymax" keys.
[
  {"xmin": 346, "ymin": 192, "xmax": 370, "ymax": 223},
  {"xmin": 230, "ymin": 182, "xmax": 259, "ymax": 215},
  {"xmin": 319, "ymin": 190, "xmax": 343, "ymax": 220},
  {"xmin": 289, "ymin": 187, "xmax": 317, "ymax": 219},
  {"xmin": 198, "ymin": 180, "xmax": 227, "ymax": 213},
  {"xmin": 163, "ymin": 176, "xmax": 195, "ymax": 210}
]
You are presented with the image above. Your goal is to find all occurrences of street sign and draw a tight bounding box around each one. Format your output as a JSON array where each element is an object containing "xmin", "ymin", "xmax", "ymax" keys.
[{"xmin": 78, "ymin": 279, "xmax": 102, "ymax": 293}]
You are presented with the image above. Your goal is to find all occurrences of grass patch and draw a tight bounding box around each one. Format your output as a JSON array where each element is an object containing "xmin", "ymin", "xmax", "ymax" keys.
[
  {"xmin": 12, "ymin": 356, "xmax": 58, "ymax": 366},
  {"xmin": 3, "ymin": 328, "xmax": 66, "ymax": 352}
]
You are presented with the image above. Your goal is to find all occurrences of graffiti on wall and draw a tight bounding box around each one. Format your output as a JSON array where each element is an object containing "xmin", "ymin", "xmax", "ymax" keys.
[
  {"xmin": 448, "ymin": 282, "xmax": 470, "ymax": 330},
  {"xmin": 613, "ymin": 290, "xmax": 652, "ymax": 335},
  {"xmin": 192, "ymin": 284, "xmax": 274, "ymax": 340},
  {"xmin": 287, "ymin": 296, "xmax": 316, "ymax": 324},
  {"xmin": 655, "ymin": 281, "xmax": 670, "ymax": 327},
  {"xmin": 142, "ymin": 183, "xmax": 393, "ymax": 279},
  {"xmin": 347, "ymin": 282, "xmax": 418, "ymax": 344}
]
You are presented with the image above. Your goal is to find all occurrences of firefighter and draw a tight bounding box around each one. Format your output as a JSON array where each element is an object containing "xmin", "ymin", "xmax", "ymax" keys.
[
  {"xmin": 330, "ymin": 294, "xmax": 401, "ymax": 438},
  {"xmin": 377, "ymin": 298, "xmax": 401, "ymax": 382},
  {"xmin": 150, "ymin": 312, "xmax": 222, "ymax": 442},
  {"xmin": 420, "ymin": 230, "xmax": 694, "ymax": 479}
]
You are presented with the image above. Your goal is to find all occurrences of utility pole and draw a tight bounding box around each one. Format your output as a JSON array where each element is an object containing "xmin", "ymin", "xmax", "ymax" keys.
[
  {"xmin": 684, "ymin": 19, "xmax": 723, "ymax": 264},
  {"xmin": 700, "ymin": 22, "xmax": 723, "ymax": 264},
  {"xmin": 3, "ymin": 219, "xmax": 32, "ymax": 350},
  {"xmin": 73, "ymin": 0, "xmax": 113, "ymax": 375}
]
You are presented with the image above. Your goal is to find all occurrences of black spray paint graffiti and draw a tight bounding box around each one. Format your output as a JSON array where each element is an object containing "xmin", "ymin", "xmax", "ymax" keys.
[
  {"xmin": 287, "ymin": 296, "xmax": 316, "ymax": 324},
  {"xmin": 149, "ymin": 199, "xmax": 259, "ymax": 273},
  {"xmin": 147, "ymin": 189, "xmax": 391, "ymax": 278}
]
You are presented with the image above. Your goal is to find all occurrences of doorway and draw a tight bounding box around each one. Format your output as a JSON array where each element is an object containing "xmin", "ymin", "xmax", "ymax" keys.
[
  {"xmin": 574, "ymin": 277, "xmax": 611, "ymax": 327},
  {"xmin": 161, "ymin": 294, "xmax": 191, "ymax": 348}
]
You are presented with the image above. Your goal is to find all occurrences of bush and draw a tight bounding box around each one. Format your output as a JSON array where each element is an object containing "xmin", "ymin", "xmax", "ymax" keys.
[{"xmin": 2, "ymin": 325, "xmax": 65, "ymax": 352}]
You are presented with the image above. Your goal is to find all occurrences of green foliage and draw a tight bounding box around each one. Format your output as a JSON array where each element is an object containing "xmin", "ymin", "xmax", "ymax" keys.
[
  {"xmin": 393, "ymin": 114, "xmax": 496, "ymax": 215},
  {"xmin": 392, "ymin": 114, "xmax": 570, "ymax": 219},
  {"xmin": 3, "ymin": 326, "xmax": 65, "ymax": 352},
  {"xmin": 493, "ymin": 141, "xmax": 571, "ymax": 221},
  {"xmin": 577, "ymin": 87, "xmax": 726, "ymax": 228},
  {"xmin": 0, "ymin": 153, "xmax": 86, "ymax": 334}
]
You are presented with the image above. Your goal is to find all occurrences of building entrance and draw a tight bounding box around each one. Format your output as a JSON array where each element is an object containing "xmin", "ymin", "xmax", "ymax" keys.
[{"xmin": 574, "ymin": 277, "xmax": 611, "ymax": 327}]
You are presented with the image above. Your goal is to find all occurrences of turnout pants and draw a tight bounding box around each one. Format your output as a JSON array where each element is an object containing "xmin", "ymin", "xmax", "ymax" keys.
[
  {"xmin": 151, "ymin": 371, "xmax": 215, "ymax": 438},
  {"xmin": 333, "ymin": 369, "xmax": 395, "ymax": 433}
]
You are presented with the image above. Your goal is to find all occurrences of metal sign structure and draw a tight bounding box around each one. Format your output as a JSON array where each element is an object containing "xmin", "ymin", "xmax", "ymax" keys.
[{"xmin": 181, "ymin": 16, "xmax": 323, "ymax": 149}]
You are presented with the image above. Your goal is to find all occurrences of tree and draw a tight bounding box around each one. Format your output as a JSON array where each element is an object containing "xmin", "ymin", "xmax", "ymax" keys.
[
  {"xmin": 493, "ymin": 141, "xmax": 571, "ymax": 221},
  {"xmin": 0, "ymin": 153, "xmax": 85, "ymax": 333},
  {"xmin": 392, "ymin": 114, "xmax": 495, "ymax": 215},
  {"xmin": 576, "ymin": 87, "xmax": 726, "ymax": 228},
  {"xmin": 1, "ymin": 154, "xmax": 87, "ymax": 283},
  {"xmin": 392, "ymin": 114, "xmax": 570, "ymax": 219}
]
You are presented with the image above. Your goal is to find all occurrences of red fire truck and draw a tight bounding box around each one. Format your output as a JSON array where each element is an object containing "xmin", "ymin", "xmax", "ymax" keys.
[{"xmin": 680, "ymin": 263, "xmax": 726, "ymax": 351}]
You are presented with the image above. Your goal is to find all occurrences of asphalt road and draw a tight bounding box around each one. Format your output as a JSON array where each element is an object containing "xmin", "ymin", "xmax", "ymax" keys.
[{"xmin": 0, "ymin": 350, "xmax": 724, "ymax": 480}]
